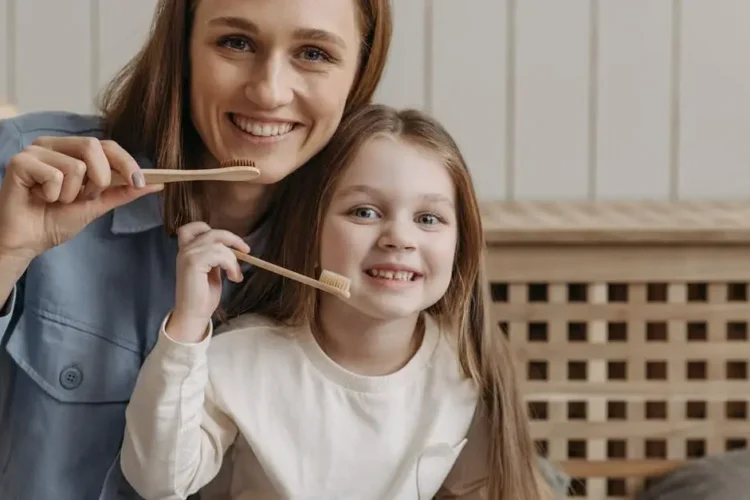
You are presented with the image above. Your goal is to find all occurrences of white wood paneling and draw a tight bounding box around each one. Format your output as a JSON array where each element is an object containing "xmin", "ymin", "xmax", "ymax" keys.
[
  {"xmin": 595, "ymin": 0, "xmax": 672, "ymax": 200},
  {"xmin": 431, "ymin": 0, "xmax": 508, "ymax": 200},
  {"xmin": 4, "ymin": 0, "xmax": 750, "ymax": 201},
  {"xmin": 0, "ymin": 0, "xmax": 9, "ymax": 104},
  {"xmin": 372, "ymin": 0, "xmax": 427, "ymax": 110},
  {"xmin": 15, "ymin": 0, "xmax": 93, "ymax": 113},
  {"xmin": 678, "ymin": 0, "xmax": 750, "ymax": 199},
  {"xmin": 513, "ymin": 0, "xmax": 591, "ymax": 199},
  {"xmin": 97, "ymin": 0, "xmax": 158, "ymax": 99}
]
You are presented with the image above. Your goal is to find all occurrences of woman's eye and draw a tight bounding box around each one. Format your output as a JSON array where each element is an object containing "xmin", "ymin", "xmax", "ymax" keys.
[
  {"xmin": 417, "ymin": 213, "xmax": 440, "ymax": 225},
  {"xmin": 299, "ymin": 47, "xmax": 332, "ymax": 63},
  {"xmin": 352, "ymin": 207, "xmax": 378, "ymax": 219},
  {"xmin": 219, "ymin": 36, "xmax": 252, "ymax": 52}
]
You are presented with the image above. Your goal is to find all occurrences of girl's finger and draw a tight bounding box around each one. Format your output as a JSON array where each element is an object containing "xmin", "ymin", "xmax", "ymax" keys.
[
  {"xmin": 184, "ymin": 228, "xmax": 250, "ymax": 255},
  {"xmin": 176, "ymin": 222, "xmax": 213, "ymax": 248},
  {"xmin": 181, "ymin": 243, "xmax": 244, "ymax": 283}
]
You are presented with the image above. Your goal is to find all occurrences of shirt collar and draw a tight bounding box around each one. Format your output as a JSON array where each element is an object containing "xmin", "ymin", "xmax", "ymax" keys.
[
  {"xmin": 110, "ymin": 190, "xmax": 271, "ymax": 251},
  {"xmin": 110, "ymin": 155, "xmax": 274, "ymax": 245},
  {"xmin": 110, "ymin": 154, "xmax": 165, "ymax": 234},
  {"xmin": 110, "ymin": 191, "xmax": 165, "ymax": 234}
]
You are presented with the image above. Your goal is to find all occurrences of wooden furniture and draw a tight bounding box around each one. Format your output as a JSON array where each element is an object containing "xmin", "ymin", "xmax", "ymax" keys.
[{"xmin": 481, "ymin": 201, "xmax": 750, "ymax": 499}]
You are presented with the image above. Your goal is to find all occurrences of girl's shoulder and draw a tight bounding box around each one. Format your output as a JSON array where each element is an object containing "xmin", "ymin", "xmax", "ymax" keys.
[
  {"xmin": 209, "ymin": 313, "xmax": 301, "ymax": 353},
  {"xmin": 214, "ymin": 313, "xmax": 290, "ymax": 336}
]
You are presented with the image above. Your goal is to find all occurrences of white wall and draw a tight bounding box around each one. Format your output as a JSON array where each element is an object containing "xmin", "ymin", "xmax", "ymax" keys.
[{"xmin": 1, "ymin": 0, "xmax": 749, "ymax": 201}]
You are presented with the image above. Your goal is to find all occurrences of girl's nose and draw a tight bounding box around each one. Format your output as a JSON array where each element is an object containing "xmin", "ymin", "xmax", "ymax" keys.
[{"xmin": 377, "ymin": 221, "xmax": 417, "ymax": 251}]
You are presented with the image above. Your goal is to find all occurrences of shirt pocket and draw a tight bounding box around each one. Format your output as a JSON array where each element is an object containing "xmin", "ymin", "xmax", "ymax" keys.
[
  {"xmin": 2, "ymin": 308, "xmax": 144, "ymax": 499},
  {"xmin": 7, "ymin": 308, "xmax": 141, "ymax": 403},
  {"xmin": 416, "ymin": 438, "xmax": 468, "ymax": 500}
]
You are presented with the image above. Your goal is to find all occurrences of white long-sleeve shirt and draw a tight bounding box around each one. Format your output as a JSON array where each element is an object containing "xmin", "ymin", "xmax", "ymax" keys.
[{"xmin": 121, "ymin": 313, "xmax": 479, "ymax": 500}]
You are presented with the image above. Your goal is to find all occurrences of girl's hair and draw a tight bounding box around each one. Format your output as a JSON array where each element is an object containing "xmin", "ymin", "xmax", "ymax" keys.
[
  {"xmin": 231, "ymin": 104, "xmax": 547, "ymax": 499},
  {"xmin": 97, "ymin": 0, "xmax": 392, "ymax": 235}
]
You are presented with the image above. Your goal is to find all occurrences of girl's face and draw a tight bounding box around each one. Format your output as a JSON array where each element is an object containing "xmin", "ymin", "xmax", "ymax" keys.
[
  {"xmin": 319, "ymin": 136, "xmax": 459, "ymax": 320},
  {"xmin": 189, "ymin": 0, "xmax": 362, "ymax": 183}
]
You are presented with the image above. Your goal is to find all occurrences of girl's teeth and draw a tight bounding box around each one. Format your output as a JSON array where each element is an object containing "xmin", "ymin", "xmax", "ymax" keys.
[
  {"xmin": 232, "ymin": 115, "xmax": 294, "ymax": 137},
  {"xmin": 367, "ymin": 269, "xmax": 415, "ymax": 281}
]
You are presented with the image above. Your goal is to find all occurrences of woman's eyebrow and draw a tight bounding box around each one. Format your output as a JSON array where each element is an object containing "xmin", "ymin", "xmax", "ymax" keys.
[
  {"xmin": 208, "ymin": 16, "xmax": 346, "ymax": 49},
  {"xmin": 294, "ymin": 27, "xmax": 347, "ymax": 49},
  {"xmin": 209, "ymin": 16, "xmax": 260, "ymax": 33}
]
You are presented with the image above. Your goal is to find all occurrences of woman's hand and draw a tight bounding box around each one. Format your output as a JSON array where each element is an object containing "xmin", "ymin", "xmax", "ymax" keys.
[
  {"xmin": 0, "ymin": 136, "xmax": 163, "ymax": 265},
  {"xmin": 167, "ymin": 222, "xmax": 250, "ymax": 343}
]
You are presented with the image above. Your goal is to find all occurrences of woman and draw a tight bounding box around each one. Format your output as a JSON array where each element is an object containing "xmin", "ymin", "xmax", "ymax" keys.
[{"xmin": 0, "ymin": 0, "xmax": 391, "ymax": 499}]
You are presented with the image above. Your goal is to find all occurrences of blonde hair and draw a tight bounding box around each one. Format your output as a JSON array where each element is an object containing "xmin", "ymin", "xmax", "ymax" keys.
[
  {"xmin": 98, "ymin": 0, "xmax": 392, "ymax": 235},
  {"xmin": 230, "ymin": 104, "xmax": 546, "ymax": 499}
]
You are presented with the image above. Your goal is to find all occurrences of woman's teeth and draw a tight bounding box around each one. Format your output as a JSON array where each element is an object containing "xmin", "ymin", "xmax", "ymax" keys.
[
  {"xmin": 231, "ymin": 114, "xmax": 294, "ymax": 137},
  {"xmin": 366, "ymin": 269, "xmax": 415, "ymax": 281}
]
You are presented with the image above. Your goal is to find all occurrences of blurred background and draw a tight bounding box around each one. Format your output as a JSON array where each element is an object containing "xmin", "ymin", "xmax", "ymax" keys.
[{"xmin": 0, "ymin": 0, "xmax": 748, "ymax": 202}]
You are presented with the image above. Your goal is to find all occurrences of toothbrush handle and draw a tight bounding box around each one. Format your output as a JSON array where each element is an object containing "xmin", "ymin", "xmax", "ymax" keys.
[
  {"xmin": 110, "ymin": 166, "xmax": 260, "ymax": 186},
  {"xmin": 231, "ymin": 249, "xmax": 333, "ymax": 292}
]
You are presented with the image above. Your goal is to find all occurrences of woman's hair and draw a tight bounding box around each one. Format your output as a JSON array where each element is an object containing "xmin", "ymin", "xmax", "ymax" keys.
[
  {"xmin": 97, "ymin": 0, "xmax": 392, "ymax": 235},
  {"xmin": 232, "ymin": 104, "xmax": 547, "ymax": 499}
]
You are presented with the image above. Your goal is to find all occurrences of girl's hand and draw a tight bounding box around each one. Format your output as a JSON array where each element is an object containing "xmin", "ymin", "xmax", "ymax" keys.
[{"xmin": 166, "ymin": 222, "xmax": 250, "ymax": 343}]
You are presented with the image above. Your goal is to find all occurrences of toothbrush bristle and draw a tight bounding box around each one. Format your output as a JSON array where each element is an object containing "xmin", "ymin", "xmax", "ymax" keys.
[
  {"xmin": 220, "ymin": 158, "xmax": 256, "ymax": 168},
  {"xmin": 319, "ymin": 270, "xmax": 351, "ymax": 298}
]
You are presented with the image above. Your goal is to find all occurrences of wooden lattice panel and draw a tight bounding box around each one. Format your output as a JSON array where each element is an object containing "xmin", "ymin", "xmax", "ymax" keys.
[{"xmin": 481, "ymin": 201, "xmax": 750, "ymax": 500}]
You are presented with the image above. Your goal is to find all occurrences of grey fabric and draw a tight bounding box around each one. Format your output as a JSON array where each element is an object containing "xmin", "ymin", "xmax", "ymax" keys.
[{"xmin": 636, "ymin": 450, "xmax": 750, "ymax": 500}]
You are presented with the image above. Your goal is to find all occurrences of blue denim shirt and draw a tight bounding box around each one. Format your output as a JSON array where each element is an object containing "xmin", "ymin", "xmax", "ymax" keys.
[{"xmin": 0, "ymin": 111, "xmax": 261, "ymax": 500}]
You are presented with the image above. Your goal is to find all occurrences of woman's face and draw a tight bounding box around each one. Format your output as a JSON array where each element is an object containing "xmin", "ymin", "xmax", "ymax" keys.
[{"xmin": 189, "ymin": 0, "xmax": 362, "ymax": 183}]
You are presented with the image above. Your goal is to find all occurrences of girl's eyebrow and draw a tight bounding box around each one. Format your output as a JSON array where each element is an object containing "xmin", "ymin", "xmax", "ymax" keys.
[
  {"xmin": 421, "ymin": 193, "xmax": 454, "ymax": 207},
  {"xmin": 336, "ymin": 184, "xmax": 380, "ymax": 198},
  {"xmin": 336, "ymin": 184, "xmax": 454, "ymax": 207}
]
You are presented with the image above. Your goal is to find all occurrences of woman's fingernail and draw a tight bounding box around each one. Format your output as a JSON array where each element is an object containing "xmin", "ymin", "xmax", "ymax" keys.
[{"xmin": 131, "ymin": 171, "xmax": 146, "ymax": 188}]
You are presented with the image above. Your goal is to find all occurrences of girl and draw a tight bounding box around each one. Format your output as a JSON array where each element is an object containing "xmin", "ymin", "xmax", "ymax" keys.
[{"xmin": 121, "ymin": 104, "xmax": 548, "ymax": 499}]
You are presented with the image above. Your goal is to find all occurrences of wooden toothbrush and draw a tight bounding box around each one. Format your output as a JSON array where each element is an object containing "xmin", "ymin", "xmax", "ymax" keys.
[
  {"xmin": 110, "ymin": 165, "xmax": 260, "ymax": 186},
  {"xmin": 231, "ymin": 249, "xmax": 351, "ymax": 300}
]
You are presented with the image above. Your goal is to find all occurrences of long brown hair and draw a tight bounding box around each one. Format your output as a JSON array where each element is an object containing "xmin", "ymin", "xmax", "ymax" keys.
[
  {"xmin": 97, "ymin": 0, "xmax": 392, "ymax": 235},
  {"xmin": 232, "ymin": 104, "xmax": 547, "ymax": 499}
]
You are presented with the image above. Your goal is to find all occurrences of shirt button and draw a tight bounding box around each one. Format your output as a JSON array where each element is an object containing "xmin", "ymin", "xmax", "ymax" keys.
[{"xmin": 59, "ymin": 366, "xmax": 83, "ymax": 390}]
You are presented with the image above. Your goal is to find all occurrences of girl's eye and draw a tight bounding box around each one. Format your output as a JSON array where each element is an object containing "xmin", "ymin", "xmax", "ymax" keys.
[
  {"xmin": 417, "ymin": 213, "xmax": 441, "ymax": 225},
  {"xmin": 352, "ymin": 207, "xmax": 378, "ymax": 219},
  {"xmin": 219, "ymin": 36, "xmax": 252, "ymax": 52},
  {"xmin": 299, "ymin": 47, "xmax": 332, "ymax": 63}
]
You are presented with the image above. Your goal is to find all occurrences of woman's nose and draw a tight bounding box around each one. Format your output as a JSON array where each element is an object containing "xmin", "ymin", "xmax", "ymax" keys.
[{"xmin": 244, "ymin": 55, "xmax": 294, "ymax": 109}]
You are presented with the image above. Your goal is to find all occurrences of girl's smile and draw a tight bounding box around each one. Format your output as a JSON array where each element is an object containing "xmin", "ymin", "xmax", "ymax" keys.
[{"xmin": 319, "ymin": 135, "xmax": 458, "ymax": 321}]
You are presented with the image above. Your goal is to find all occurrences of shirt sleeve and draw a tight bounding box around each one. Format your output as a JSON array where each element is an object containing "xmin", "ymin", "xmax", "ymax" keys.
[{"xmin": 121, "ymin": 313, "xmax": 238, "ymax": 500}]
